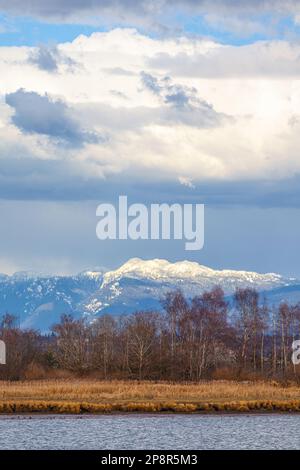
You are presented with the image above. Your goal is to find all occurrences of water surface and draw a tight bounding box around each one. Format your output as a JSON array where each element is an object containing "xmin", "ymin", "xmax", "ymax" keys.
[{"xmin": 0, "ymin": 414, "xmax": 299, "ymax": 450}]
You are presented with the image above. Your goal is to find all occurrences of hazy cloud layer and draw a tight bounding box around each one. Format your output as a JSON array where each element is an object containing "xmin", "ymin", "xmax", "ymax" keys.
[{"xmin": 148, "ymin": 42, "xmax": 300, "ymax": 78}]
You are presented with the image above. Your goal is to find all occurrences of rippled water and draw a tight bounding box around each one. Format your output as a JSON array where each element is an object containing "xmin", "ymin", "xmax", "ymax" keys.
[{"xmin": 0, "ymin": 414, "xmax": 299, "ymax": 450}]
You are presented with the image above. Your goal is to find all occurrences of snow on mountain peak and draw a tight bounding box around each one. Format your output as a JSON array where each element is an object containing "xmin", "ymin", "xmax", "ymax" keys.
[
  {"xmin": 101, "ymin": 257, "xmax": 286, "ymax": 289},
  {"xmin": 0, "ymin": 258, "xmax": 298, "ymax": 332},
  {"xmin": 78, "ymin": 269, "xmax": 106, "ymax": 279}
]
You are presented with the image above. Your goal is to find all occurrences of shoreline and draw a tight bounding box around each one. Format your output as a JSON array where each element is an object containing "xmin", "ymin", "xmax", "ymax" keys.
[
  {"xmin": 1, "ymin": 400, "xmax": 300, "ymax": 414},
  {"xmin": 0, "ymin": 411, "xmax": 300, "ymax": 419}
]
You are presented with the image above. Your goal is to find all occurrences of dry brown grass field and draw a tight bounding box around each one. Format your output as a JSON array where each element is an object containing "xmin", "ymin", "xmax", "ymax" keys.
[
  {"xmin": 0, "ymin": 379, "xmax": 300, "ymax": 413},
  {"xmin": 2, "ymin": 379, "xmax": 300, "ymax": 403}
]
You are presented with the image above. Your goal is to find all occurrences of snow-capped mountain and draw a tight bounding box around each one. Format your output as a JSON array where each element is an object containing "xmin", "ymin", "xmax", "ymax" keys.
[
  {"xmin": 0, "ymin": 270, "xmax": 105, "ymax": 332},
  {"xmin": 82, "ymin": 258, "xmax": 296, "ymax": 318},
  {"xmin": 101, "ymin": 258, "xmax": 286, "ymax": 290},
  {"xmin": 0, "ymin": 258, "xmax": 299, "ymax": 332}
]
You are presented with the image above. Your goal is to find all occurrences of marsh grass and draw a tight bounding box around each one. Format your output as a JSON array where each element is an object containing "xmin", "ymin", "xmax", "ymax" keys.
[
  {"xmin": 1, "ymin": 399, "xmax": 300, "ymax": 414},
  {"xmin": 1, "ymin": 380, "xmax": 300, "ymax": 413}
]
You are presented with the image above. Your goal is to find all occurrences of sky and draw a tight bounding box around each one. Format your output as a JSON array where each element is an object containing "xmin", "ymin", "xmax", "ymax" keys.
[{"xmin": 1, "ymin": 0, "xmax": 300, "ymax": 277}]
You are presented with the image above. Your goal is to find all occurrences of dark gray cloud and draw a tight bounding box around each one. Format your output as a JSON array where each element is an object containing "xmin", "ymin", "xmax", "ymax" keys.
[
  {"xmin": 0, "ymin": 0, "xmax": 151, "ymax": 21},
  {"xmin": 141, "ymin": 72, "xmax": 209, "ymax": 108},
  {"xmin": 28, "ymin": 45, "xmax": 77, "ymax": 73},
  {"xmin": 0, "ymin": 1, "xmax": 298, "ymax": 23},
  {"xmin": 173, "ymin": 0, "xmax": 300, "ymax": 16},
  {"xmin": 29, "ymin": 45, "xmax": 59, "ymax": 72},
  {"xmin": 0, "ymin": 152, "xmax": 300, "ymax": 210},
  {"xmin": 140, "ymin": 71, "xmax": 228, "ymax": 127},
  {"xmin": 5, "ymin": 89, "xmax": 100, "ymax": 147},
  {"xmin": 141, "ymin": 72, "xmax": 162, "ymax": 94}
]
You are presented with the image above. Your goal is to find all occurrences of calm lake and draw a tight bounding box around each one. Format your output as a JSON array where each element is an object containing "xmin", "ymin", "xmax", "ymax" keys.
[{"xmin": 0, "ymin": 414, "xmax": 299, "ymax": 450}]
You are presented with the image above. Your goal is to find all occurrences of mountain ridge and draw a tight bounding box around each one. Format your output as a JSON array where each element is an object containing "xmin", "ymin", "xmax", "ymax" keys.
[{"xmin": 0, "ymin": 258, "xmax": 298, "ymax": 332}]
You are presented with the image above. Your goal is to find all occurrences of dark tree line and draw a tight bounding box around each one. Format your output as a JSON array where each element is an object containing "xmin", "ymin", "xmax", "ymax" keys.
[{"xmin": 1, "ymin": 286, "xmax": 300, "ymax": 381}]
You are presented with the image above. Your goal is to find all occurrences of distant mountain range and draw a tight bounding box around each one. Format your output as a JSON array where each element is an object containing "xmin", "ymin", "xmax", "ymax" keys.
[{"xmin": 0, "ymin": 258, "xmax": 299, "ymax": 333}]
